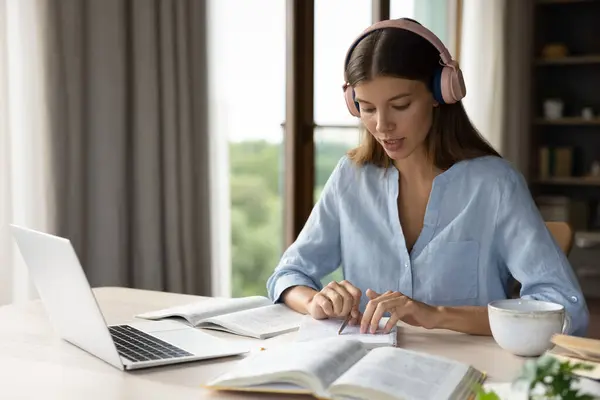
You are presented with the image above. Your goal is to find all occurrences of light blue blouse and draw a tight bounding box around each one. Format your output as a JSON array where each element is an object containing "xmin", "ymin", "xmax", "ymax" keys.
[{"xmin": 266, "ymin": 155, "xmax": 589, "ymax": 337}]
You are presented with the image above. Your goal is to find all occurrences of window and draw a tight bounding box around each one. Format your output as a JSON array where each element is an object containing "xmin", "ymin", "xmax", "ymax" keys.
[
  {"xmin": 391, "ymin": 0, "xmax": 454, "ymax": 54},
  {"xmin": 390, "ymin": 0, "xmax": 415, "ymax": 20},
  {"xmin": 208, "ymin": 0, "xmax": 286, "ymax": 298},
  {"xmin": 313, "ymin": 0, "xmax": 372, "ymax": 202},
  {"xmin": 314, "ymin": 0, "xmax": 372, "ymax": 285}
]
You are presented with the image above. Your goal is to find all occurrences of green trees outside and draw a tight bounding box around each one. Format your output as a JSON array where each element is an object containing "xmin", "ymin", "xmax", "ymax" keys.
[{"xmin": 229, "ymin": 139, "xmax": 351, "ymax": 297}]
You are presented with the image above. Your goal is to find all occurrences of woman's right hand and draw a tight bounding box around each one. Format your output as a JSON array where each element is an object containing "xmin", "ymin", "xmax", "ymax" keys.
[{"xmin": 307, "ymin": 280, "xmax": 362, "ymax": 324}]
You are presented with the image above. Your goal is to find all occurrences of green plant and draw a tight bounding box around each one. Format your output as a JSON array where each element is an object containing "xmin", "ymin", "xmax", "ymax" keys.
[
  {"xmin": 475, "ymin": 388, "xmax": 501, "ymax": 400},
  {"xmin": 476, "ymin": 355, "xmax": 595, "ymax": 400}
]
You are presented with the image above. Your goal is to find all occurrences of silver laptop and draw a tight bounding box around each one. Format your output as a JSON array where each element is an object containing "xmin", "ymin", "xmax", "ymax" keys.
[{"xmin": 10, "ymin": 224, "xmax": 248, "ymax": 370}]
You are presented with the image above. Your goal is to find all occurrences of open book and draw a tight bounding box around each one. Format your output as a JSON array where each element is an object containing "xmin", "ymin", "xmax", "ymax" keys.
[
  {"xmin": 136, "ymin": 296, "xmax": 303, "ymax": 340},
  {"xmin": 296, "ymin": 315, "xmax": 397, "ymax": 349},
  {"xmin": 204, "ymin": 337, "xmax": 486, "ymax": 400}
]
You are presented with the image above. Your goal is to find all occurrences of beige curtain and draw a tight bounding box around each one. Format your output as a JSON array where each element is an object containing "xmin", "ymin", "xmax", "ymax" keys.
[
  {"xmin": 43, "ymin": 0, "xmax": 213, "ymax": 295},
  {"xmin": 459, "ymin": 0, "xmax": 507, "ymax": 154},
  {"xmin": 0, "ymin": 0, "xmax": 54, "ymax": 305},
  {"xmin": 457, "ymin": 0, "xmax": 533, "ymax": 174}
]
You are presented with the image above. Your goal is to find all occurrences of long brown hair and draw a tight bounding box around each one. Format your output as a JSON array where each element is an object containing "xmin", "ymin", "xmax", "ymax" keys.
[{"xmin": 345, "ymin": 22, "xmax": 500, "ymax": 170}]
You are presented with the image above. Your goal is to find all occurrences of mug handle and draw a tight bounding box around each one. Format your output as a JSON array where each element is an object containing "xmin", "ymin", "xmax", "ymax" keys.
[{"xmin": 562, "ymin": 314, "xmax": 572, "ymax": 334}]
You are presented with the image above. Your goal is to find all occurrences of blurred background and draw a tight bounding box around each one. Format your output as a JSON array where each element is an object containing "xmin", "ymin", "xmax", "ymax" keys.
[{"xmin": 1, "ymin": 0, "xmax": 600, "ymax": 336}]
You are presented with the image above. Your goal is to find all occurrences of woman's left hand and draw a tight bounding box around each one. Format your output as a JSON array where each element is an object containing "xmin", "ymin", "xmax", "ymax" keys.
[{"xmin": 360, "ymin": 289, "xmax": 440, "ymax": 334}]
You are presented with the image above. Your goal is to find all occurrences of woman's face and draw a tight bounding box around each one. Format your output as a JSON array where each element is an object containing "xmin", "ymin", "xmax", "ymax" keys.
[{"xmin": 353, "ymin": 75, "xmax": 437, "ymax": 161}]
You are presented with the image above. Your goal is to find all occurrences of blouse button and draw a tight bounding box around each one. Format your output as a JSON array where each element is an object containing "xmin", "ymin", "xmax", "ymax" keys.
[{"xmin": 570, "ymin": 296, "xmax": 578, "ymax": 303}]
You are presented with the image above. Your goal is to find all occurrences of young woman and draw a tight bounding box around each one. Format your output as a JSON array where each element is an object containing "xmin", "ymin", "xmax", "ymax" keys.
[{"xmin": 266, "ymin": 18, "xmax": 589, "ymax": 337}]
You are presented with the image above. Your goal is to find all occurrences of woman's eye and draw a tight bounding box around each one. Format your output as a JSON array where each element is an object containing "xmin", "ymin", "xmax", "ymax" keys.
[
  {"xmin": 392, "ymin": 104, "xmax": 410, "ymax": 111},
  {"xmin": 360, "ymin": 107, "xmax": 375, "ymax": 113}
]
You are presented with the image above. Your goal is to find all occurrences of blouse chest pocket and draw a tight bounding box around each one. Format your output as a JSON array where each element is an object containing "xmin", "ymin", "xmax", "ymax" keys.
[{"xmin": 425, "ymin": 240, "xmax": 480, "ymax": 304}]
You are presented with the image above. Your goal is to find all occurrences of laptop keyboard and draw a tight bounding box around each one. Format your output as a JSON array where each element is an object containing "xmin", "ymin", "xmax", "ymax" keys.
[{"xmin": 109, "ymin": 324, "xmax": 193, "ymax": 363}]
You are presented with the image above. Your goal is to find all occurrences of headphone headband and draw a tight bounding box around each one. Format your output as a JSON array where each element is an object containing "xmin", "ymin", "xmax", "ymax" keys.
[
  {"xmin": 343, "ymin": 19, "xmax": 453, "ymax": 81},
  {"xmin": 342, "ymin": 18, "xmax": 465, "ymax": 112}
]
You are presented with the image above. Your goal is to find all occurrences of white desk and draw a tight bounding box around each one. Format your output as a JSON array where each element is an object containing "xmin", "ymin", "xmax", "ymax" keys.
[{"xmin": 0, "ymin": 287, "xmax": 528, "ymax": 399}]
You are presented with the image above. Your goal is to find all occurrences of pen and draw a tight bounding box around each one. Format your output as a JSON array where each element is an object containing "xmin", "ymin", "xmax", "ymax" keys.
[{"xmin": 338, "ymin": 314, "xmax": 351, "ymax": 335}]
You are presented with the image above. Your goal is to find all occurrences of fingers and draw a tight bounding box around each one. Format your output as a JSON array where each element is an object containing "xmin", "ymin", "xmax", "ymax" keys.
[
  {"xmin": 321, "ymin": 281, "xmax": 363, "ymax": 318},
  {"xmin": 339, "ymin": 280, "xmax": 362, "ymax": 317},
  {"xmin": 321, "ymin": 287, "xmax": 343, "ymax": 315},
  {"xmin": 366, "ymin": 288, "xmax": 381, "ymax": 300},
  {"xmin": 361, "ymin": 292, "xmax": 384, "ymax": 333},
  {"xmin": 332, "ymin": 281, "xmax": 355, "ymax": 316},
  {"xmin": 361, "ymin": 291, "xmax": 400, "ymax": 334},
  {"xmin": 313, "ymin": 282, "xmax": 407, "ymax": 326},
  {"xmin": 370, "ymin": 298, "xmax": 395, "ymax": 334},
  {"xmin": 349, "ymin": 312, "xmax": 362, "ymax": 326},
  {"xmin": 321, "ymin": 282, "xmax": 349, "ymax": 316},
  {"xmin": 383, "ymin": 311, "xmax": 400, "ymax": 333},
  {"xmin": 311, "ymin": 292, "xmax": 334, "ymax": 317}
]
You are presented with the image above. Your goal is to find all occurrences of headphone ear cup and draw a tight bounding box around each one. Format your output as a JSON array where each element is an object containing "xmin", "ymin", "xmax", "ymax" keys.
[
  {"xmin": 450, "ymin": 67, "xmax": 466, "ymax": 101},
  {"xmin": 440, "ymin": 65, "xmax": 466, "ymax": 104},
  {"xmin": 344, "ymin": 86, "xmax": 361, "ymax": 117}
]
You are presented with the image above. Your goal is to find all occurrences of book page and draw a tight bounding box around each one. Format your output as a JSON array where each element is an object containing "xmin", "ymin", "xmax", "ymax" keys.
[
  {"xmin": 330, "ymin": 347, "xmax": 472, "ymax": 400},
  {"xmin": 136, "ymin": 296, "xmax": 272, "ymax": 326},
  {"xmin": 206, "ymin": 338, "xmax": 368, "ymax": 398},
  {"xmin": 296, "ymin": 315, "xmax": 397, "ymax": 349},
  {"xmin": 199, "ymin": 304, "xmax": 304, "ymax": 339}
]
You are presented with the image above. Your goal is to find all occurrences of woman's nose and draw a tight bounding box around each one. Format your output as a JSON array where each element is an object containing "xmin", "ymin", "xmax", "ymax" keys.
[{"xmin": 376, "ymin": 113, "xmax": 394, "ymax": 133}]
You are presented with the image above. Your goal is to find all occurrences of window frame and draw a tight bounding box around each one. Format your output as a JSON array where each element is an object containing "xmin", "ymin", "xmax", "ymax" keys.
[{"xmin": 283, "ymin": 0, "xmax": 390, "ymax": 247}]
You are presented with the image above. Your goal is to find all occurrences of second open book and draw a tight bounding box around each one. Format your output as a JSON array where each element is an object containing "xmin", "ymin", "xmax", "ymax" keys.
[
  {"xmin": 204, "ymin": 337, "xmax": 486, "ymax": 400},
  {"xmin": 135, "ymin": 296, "xmax": 303, "ymax": 339}
]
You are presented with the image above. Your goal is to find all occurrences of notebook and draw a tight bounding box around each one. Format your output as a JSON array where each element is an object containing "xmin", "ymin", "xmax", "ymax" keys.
[
  {"xmin": 135, "ymin": 296, "xmax": 303, "ymax": 340},
  {"xmin": 204, "ymin": 337, "xmax": 486, "ymax": 400},
  {"xmin": 295, "ymin": 315, "xmax": 397, "ymax": 349},
  {"xmin": 545, "ymin": 334, "xmax": 600, "ymax": 380},
  {"xmin": 550, "ymin": 334, "xmax": 600, "ymax": 362}
]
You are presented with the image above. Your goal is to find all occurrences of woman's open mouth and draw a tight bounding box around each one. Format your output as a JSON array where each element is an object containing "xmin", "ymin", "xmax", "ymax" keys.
[{"xmin": 381, "ymin": 138, "xmax": 405, "ymax": 152}]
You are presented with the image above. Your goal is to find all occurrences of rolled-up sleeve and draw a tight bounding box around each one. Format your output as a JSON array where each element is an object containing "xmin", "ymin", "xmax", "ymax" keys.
[
  {"xmin": 494, "ymin": 169, "xmax": 589, "ymax": 336},
  {"xmin": 266, "ymin": 157, "xmax": 347, "ymax": 303}
]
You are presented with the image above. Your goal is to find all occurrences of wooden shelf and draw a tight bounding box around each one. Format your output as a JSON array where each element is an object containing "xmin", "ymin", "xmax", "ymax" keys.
[
  {"xmin": 536, "ymin": 55, "xmax": 600, "ymax": 65},
  {"xmin": 530, "ymin": 0, "xmax": 600, "ymax": 235},
  {"xmin": 534, "ymin": 118, "xmax": 600, "ymax": 125},
  {"xmin": 535, "ymin": 177, "xmax": 600, "ymax": 186}
]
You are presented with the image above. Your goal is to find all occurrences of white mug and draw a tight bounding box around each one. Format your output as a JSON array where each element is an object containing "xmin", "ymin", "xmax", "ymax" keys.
[{"xmin": 488, "ymin": 299, "xmax": 570, "ymax": 357}]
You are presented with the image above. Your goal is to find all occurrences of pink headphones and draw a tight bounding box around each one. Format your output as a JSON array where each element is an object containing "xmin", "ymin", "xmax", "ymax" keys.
[{"xmin": 343, "ymin": 18, "xmax": 466, "ymax": 117}]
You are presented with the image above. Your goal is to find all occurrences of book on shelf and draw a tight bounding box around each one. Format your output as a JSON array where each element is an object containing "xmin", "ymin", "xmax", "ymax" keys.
[
  {"xmin": 136, "ymin": 295, "xmax": 303, "ymax": 340},
  {"xmin": 538, "ymin": 146, "xmax": 576, "ymax": 179},
  {"xmin": 204, "ymin": 337, "xmax": 486, "ymax": 400}
]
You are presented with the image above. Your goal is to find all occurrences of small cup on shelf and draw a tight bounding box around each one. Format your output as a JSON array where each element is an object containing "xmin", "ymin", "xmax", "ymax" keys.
[
  {"xmin": 582, "ymin": 107, "xmax": 594, "ymax": 121},
  {"xmin": 543, "ymin": 99, "xmax": 564, "ymax": 120}
]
